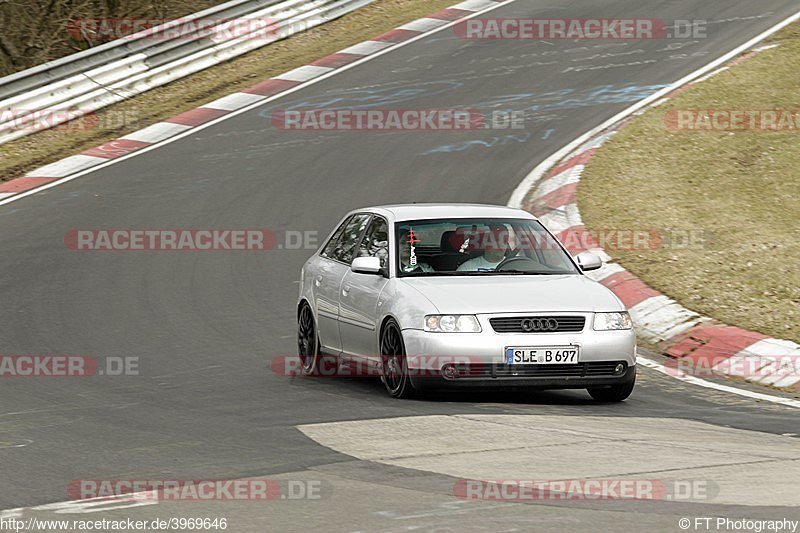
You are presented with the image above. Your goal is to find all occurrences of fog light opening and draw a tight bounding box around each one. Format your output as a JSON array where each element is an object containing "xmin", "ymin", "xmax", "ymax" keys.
[
  {"xmin": 614, "ymin": 363, "xmax": 626, "ymax": 375},
  {"xmin": 442, "ymin": 364, "xmax": 457, "ymax": 379}
]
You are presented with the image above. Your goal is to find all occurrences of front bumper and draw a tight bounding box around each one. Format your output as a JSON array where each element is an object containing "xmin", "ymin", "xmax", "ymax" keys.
[
  {"xmin": 410, "ymin": 364, "xmax": 636, "ymax": 390},
  {"xmin": 401, "ymin": 323, "xmax": 636, "ymax": 389}
]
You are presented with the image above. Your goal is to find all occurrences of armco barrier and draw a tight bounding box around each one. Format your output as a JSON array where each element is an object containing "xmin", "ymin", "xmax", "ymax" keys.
[{"xmin": 0, "ymin": 0, "xmax": 375, "ymax": 145}]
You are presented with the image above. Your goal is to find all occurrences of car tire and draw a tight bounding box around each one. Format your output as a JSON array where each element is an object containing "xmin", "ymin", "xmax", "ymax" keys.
[
  {"xmin": 297, "ymin": 303, "xmax": 321, "ymax": 376},
  {"xmin": 380, "ymin": 319, "xmax": 416, "ymax": 399},
  {"xmin": 587, "ymin": 374, "xmax": 635, "ymax": 402}
]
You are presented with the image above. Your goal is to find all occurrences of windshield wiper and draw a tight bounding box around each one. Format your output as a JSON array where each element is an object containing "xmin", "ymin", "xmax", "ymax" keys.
[
  {"xmin": 494, "ymin": 270, "xmax": 567, "ymax": 275},
  {"xmin": 403, "ymin": 271, "xmax": 501, "ymax": 277},
  {"xmin": 402, "ymin": 271, "xmax": 471, "ymax": 276},
  {"xmin": 403, "ymin": 270, "xmax": 570, "ymax": 277}
]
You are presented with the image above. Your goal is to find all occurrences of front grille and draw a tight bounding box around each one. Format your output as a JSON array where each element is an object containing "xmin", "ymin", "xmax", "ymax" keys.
[
  {"xmin": 444, "ymin": 361, "xmax": 625, "ymax": 380},
  {"xmin": 489, "ymin": 316, "xmax": 586, "ymax": 333}
]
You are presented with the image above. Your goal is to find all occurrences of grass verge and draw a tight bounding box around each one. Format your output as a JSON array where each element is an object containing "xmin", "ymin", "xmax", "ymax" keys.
[
  {"xmin": 579, "ymin": 23, "xmax": 800, "ymax": 343},
  {"xmin": 0, "ymin": 0, "xmax": 456, "ymax": 181}
]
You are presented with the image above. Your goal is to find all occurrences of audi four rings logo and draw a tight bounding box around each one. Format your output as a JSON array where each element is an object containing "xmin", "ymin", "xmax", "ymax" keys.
[{"xmin": 520, "ymin": 318, "xmax": 559, "ymax": 332}]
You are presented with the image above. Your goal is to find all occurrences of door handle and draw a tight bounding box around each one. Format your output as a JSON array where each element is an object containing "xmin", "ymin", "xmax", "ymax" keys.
[
  {"xmin": 314, "ymin": 275, "xmax": 322, "ymax": 287},
  {"xmin": 342, "ymin": 285, "xmax": 351, "ymax": 296}
]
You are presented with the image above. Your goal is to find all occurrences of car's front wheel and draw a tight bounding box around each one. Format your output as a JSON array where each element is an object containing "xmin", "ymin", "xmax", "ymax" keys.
[
  {"xmin": 380, "ymin": 319, "xmax": 415, "ymax": 399},
  {"xmin": 587, "ymin": 374, "xmax": 636, "ymax": 402},
  {"xmin": 297, "ymin": 303, "xmax": 320, "ymax": 376}
]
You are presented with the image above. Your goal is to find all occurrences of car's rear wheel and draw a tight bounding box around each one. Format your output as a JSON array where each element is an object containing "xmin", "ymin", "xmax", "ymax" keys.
[
  {"xmin": 297, "ymin": 303, "xmax": 320, "ymax": 376},
  {"xmin": 587, "ymin": 374, "xmax": 636, "ymax": 402},
  {"xmin": 380, "ymin": 320, "xmax": 415, "ymax": 399}
]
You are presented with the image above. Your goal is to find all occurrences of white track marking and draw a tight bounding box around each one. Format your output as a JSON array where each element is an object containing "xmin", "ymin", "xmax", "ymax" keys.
[
  {"xmin": 721, "ymin": 339, "xmax": 800, "ymax": 388},
  {"xmin": 0, "ymin": 0, "xmax": 517, "ymax": 208},
  {"xmin": 24, "ymin": 155, "xmax": 107, "ymax": 178},
  {"xmin": 637, "ymin": 356, "xmax": 800, "ymax": 409},
  {"xmin": 452, "ymin": 0, "xmax": 498, "ymax": 11},
  {"xmin": 275, "ymin": 65, "xmax": 335, "ymax": 82},
  {"xmin": 32, "ymin": 493, "xmax": 158, "ymax": 514},
  {"xmin": 583, "ymin": 261, "xmax": 625, "ymax": 282},
  {"xmin": 338, "ymin": 40, "xmax": 393, "ymax": 55},
  {"xmin": 628, "ymin": 295, "xmax": 703, "ymax": 342},
  {"xmin": 119, "ymin": 122, "xmax": 191, "ymax": 143},
  {"xmin": 740, "ymin": 338, "xmax": 800, "ymax": 359},
  {"xmin": 202, "ymin": 92, "xmax": 266, "ymax": 111},
  {"xmin": 536, "ymin": 203, "xmax": 582, "ymax": 233},
  {"xmin": 529, "ymin": 165, "xmax": 583, "ymax": 199},
  {"xmin": 398, "ymin": 18, "xmax": 451, "ymax": 32}
]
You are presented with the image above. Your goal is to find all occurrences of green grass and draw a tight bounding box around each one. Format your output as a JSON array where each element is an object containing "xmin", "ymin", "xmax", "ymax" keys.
[{"xmin": 578, "ymin": 24, "xmax": 800, "ymax": 343}]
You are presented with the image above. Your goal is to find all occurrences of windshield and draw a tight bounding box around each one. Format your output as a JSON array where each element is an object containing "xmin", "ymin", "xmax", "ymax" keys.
[{"xmin": 396, "ymin": 218, "xmax": 579, "ymax": 276}]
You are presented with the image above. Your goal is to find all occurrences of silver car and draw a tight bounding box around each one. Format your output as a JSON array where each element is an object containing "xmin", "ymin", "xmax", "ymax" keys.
[{"xmin": 297, "ymin": 204, "xmax": 636, "ymax": 401}]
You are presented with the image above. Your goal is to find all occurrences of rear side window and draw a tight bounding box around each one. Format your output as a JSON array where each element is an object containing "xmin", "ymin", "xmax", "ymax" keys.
[
  {"xmin": 321, "ymin": 216, "xmax": 351, "ymax": 259},
  {"xmin": 328, "ymin": 214, "xmax": 370, "ymax": 264}
]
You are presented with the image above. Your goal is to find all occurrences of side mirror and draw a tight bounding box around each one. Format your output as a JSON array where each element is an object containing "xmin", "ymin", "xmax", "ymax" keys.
[
  {"xmin": 351, "ymin": 256, "xmax": 383, "ymax": 275},
  {"xmin": 575, "ymin": 251, "xmax": 602, "ymax": 272}
]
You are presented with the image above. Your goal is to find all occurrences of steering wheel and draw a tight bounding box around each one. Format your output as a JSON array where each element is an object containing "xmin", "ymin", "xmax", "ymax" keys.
[{"xmin": 495, "ymin": 256, "xmax": 539, "ymax": 272}]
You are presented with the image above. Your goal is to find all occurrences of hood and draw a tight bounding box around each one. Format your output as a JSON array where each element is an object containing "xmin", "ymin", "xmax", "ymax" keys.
[{"xmin": 399, "ymin": 275, "xmax": 624, "ymax": 314}]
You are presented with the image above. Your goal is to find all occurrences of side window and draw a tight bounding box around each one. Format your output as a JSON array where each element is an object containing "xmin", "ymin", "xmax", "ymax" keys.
[
  {"xmin": 358, "ymin": 216, "xmax": 389, "ymax": 268},
  {"xmin": 332, "ymin": 214, "xmax": 370, "ymax": 264},
  {"xmin": 321, "ymin": 216, "xmax": 351, "ymax": 259}
]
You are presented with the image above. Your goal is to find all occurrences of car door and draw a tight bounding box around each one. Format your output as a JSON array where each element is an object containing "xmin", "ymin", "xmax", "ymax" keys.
[
  {"xmin": 313, "ymin": 214, "xmax": 370, "ymax": 353},
  {"xmin": 339, "ymin": 215, "xmax": 390, "ymax": 362}
]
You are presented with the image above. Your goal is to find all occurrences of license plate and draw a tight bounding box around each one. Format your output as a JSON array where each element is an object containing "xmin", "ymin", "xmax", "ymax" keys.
[{"xmin": 505, "ymin": 346, "xmax": 580, "ymax": 365}]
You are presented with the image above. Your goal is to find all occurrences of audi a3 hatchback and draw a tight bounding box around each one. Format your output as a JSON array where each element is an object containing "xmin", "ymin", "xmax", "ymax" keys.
[{"xmin": 297, "ymin": 204, "xmax": 636, "ymax": 400}]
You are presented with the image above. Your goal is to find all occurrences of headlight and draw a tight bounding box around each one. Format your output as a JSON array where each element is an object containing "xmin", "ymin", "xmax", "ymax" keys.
[
  {"xmin": 424, "ymin": 315, "xmax": 481, "ymax": 333},
  {"xmin": 593, "ymin": 312, "xmax": 633, "ymax": 331}
]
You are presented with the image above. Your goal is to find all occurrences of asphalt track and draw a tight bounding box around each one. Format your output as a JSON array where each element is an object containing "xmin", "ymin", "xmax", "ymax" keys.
[{"xmin": 1, "ymin": 0, "xmax": 799, "ymax": 530}]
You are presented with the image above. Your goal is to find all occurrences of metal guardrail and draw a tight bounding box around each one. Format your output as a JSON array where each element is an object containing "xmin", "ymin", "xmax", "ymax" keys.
[{"xmin": 0, "ymin": 0, "xmax": 374, "ymax": 145}]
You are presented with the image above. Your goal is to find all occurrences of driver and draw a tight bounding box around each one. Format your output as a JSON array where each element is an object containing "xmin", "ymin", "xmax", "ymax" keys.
[
  {"xmin": 398, "ymin": 229, "xmax": 434, "ymax": 273},
  {"xmin": 457, "ymin": 224, "xmax": 514, "ymax": 272}
]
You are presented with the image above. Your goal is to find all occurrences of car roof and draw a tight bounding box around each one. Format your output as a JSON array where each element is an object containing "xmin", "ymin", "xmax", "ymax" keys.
[{"xmin": 359, "ymin": 203, "xmax": 537, "ymax": 222}]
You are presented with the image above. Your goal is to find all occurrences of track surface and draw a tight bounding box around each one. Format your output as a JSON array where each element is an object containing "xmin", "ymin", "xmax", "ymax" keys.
[{"xmin": 1, "ymin": 0, "xmax": 799, "ymax": 530}]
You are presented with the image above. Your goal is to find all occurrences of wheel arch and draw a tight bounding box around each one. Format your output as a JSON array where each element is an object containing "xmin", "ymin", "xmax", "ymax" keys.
[
  {"xmin": 378, "ymin": 314, "xmax": 403, "ymax": 351},
  {"xmin": 297, "ymin": 298, "xmax": 312, "ymax": 319},
  {"xmin": 379, "ymin": 314, "xmax": 400, "ymax": 336},
  {"xmin": 297, "ymin": 298, "xmax": 319, "ymax": 345}
]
